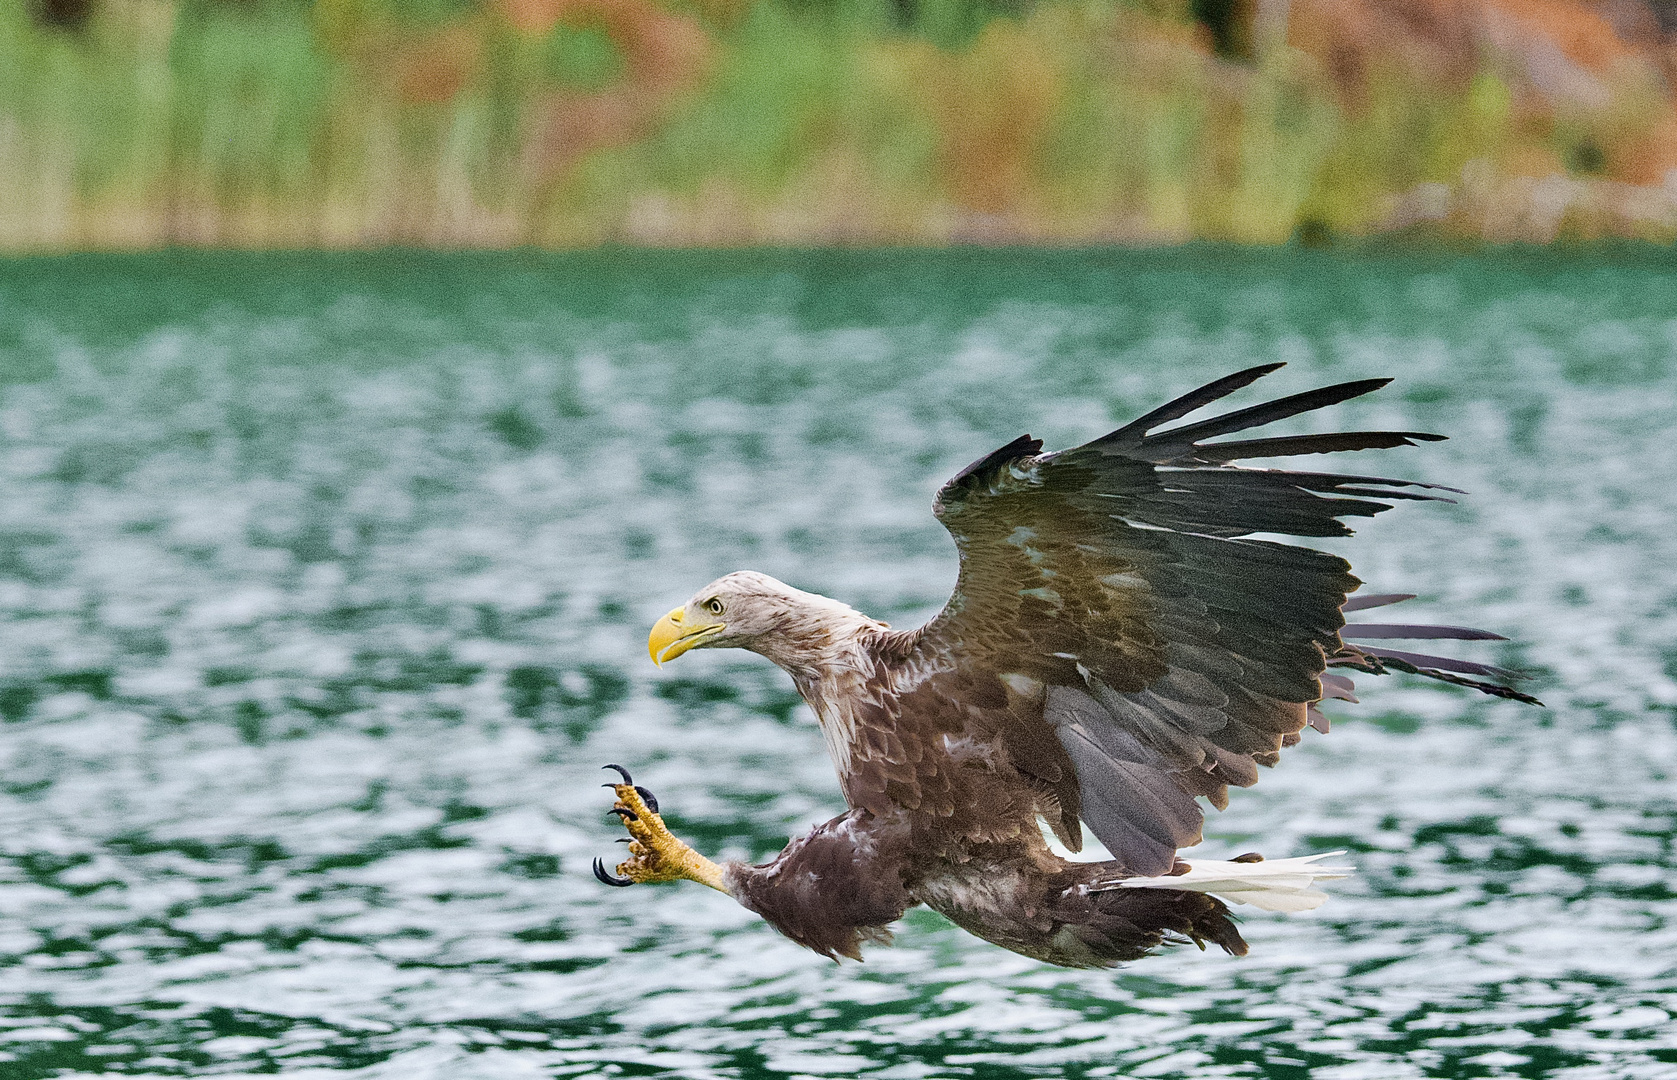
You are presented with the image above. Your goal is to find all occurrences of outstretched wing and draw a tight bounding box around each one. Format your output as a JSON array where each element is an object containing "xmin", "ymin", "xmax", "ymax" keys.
[{"xmin": 882, "ymin": 364, "xmax": 1524, "ymax": 876}]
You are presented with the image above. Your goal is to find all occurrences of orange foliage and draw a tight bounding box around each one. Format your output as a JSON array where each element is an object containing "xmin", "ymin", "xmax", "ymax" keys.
[
  {"xmin": 522, "ymin": 0, "xmax": 712, "ymax": 178},
  {"xmin": 498, "ymin": 0, "xmax": 569, "ymax": 35},
  {"xmin": 496, "ymin": 0, "xmax": 708, "ymax": 91},
  {"xmin": 1287, "ymin": 0, "xmax": 1668, "ymax": 101},
  {"xmin": 1289, "ymin": 0, "xmax": 1677, "ymax": 187},
  {"xmin": 397, "ymin": 25, "xmax": 482, "ymax": 104},
  {"xmin": 1613, "ymin": 114, "xmax": 1677, "ymax": 184},
  {"xmin": 601, "ymin": 0, "xmax": 710, "ymax": 93},
  {"xmin": 926, "ymin": 23, "xmax": 1064, "ymax": 215},
  {"xmin": 1289, "ymin": 0, "xmax": 1481, "ymax": 107},
  {"xmin": 1483, "ymin": 0, "xmax": 1639, "ymax": 70}
]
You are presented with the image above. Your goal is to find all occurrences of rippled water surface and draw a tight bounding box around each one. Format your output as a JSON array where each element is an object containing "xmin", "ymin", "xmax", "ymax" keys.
[{"xmin": 0, "ymin": 249, "xmax": 1674, "ymax": 1079}]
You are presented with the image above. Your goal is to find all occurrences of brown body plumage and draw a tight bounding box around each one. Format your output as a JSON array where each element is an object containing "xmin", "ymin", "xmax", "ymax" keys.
[{"xmin": 608, "ymin": 365, "xmax": 1538, "ymax": 967}]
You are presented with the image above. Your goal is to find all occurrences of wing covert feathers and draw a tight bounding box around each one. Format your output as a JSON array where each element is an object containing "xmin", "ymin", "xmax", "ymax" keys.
[{"xmin": 889, "ymin": 364, "xmax": 1535, "ymax": 874}]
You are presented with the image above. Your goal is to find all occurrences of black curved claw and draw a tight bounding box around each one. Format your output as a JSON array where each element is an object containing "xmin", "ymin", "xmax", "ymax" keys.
[
  {"xmin": 602, "ymin": 763, "xmax": 633, "ymax": 785},
  {"xmin": 593, "ymin": 857, "xmax": 633, "ymax": 887},
  {"xmin": 609, "ymin": 806, "xmax": 638, "ymax": 822},
  {"xmin": 634, "ymin": 786, "xmax": 659, "ymax": 813},
  {"xmin": 616, "ymin": 837, "xmax": 631, "ymax": 843}
]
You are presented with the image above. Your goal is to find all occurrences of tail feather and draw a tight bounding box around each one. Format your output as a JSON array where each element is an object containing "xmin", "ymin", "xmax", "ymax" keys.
[{"xmin": 1104, "ymin": 851, "xmax": 1354, "ymax": 913}]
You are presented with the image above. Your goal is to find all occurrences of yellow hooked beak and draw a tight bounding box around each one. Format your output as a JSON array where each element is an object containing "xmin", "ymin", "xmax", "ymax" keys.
[{"xmin": 648, "ymin": 606, "xmax": 725, "ymax": 666}]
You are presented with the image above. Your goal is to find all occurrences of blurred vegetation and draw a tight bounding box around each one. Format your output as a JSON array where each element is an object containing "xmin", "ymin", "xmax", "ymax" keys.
[{"xmin": 2, "ymin": 0, "xmax": 1675, "ymax": 248}]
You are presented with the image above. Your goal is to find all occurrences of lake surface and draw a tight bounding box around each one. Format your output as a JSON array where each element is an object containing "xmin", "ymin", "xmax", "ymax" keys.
[{"xmin": 0, "ymin": 248, "xmax": 1673, "ymax": 1079}]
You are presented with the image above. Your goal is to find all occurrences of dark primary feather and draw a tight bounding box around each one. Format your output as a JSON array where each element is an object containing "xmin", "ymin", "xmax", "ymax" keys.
[
  {"xmin": 1340, "ymin": 592, "xmax": 1415, "ymax": 612},
  {"xmin": 1345, "ymin": 646, "xmax": 1514, "ymax": 678},
  {"xmin": 874, "ymin": 364, "xmax": 1532, "ymax": 876},
  {"xmin": 1340, "ymin": 624, "xmax": 1506, "ymax": 641},
  {"xmin": 1101, "ymin": 363, "xmax": 1285, "ymax": 439},
  {"xmin": 1121, "ymin": 377, "xmax": 1397, "ymax": 454},
  {"xmin": 1190, "ymin": 431, "xmax": 1446, "ymax": 463}
]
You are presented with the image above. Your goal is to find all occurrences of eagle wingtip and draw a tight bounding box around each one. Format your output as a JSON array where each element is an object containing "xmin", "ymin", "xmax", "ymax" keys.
[{"xmin": 936, "ymin": 433, "xmax": 1044, "ymax": 511}]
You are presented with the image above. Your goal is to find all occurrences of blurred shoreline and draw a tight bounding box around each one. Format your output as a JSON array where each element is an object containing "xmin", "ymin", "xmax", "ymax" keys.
[{"xmin": 4, "ymin": 0, "xmax": 1677, "ymax": 251}]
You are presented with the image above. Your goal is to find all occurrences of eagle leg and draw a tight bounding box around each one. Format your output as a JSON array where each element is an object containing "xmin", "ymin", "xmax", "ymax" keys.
[
  {"xmin": 592, "ymin": 772, "xmax": 914, "ymax": 961},
  {"xmin": 727, "ymin": 810, "xmax": 915, "ymax": 961},
  {"xmin": 598, "ymin": 775, "xmax": 729, "ymax": 893}
]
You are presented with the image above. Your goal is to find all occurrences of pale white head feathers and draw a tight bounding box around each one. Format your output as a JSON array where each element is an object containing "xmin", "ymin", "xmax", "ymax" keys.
[{"xmin": 649, "ymin": 571, "xmax": 885, "ymax": 675}]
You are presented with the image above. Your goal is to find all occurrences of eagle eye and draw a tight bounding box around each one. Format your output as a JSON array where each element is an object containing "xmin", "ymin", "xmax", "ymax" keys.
[{"xmin": 705, "ymin": 598, "xmax": 725, "ymax": 616}]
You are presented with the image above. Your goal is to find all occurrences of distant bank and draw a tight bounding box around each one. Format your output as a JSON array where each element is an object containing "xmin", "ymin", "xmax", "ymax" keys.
[{"xmin": 3, "ymin": 0, "xmax": 1675, "ymax": 250}]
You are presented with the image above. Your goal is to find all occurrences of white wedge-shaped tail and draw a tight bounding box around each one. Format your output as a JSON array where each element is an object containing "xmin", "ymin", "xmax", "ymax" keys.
[{"xmin": 1107, "ymin": 851, "xmax": 1354, "ymax": 912}]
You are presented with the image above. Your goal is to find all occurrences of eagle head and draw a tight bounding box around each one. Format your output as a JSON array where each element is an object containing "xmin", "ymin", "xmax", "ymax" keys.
[{"xmin": 648, "ymin": 571, "xmax": 879, "ymax": 667}]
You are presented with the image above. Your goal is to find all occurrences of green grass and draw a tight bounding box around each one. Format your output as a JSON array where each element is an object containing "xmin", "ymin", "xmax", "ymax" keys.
[{"xmin": 0, "ymin": 0, "xmax": 1669, "ymax": 249}]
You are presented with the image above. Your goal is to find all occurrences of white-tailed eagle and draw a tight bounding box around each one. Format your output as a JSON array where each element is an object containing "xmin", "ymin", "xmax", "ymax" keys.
[{"xmin": 595, "ymin": 364, "xmax": 1537, "ymax": 967}]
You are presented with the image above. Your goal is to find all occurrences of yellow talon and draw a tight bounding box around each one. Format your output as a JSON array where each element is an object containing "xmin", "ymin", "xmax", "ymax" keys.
[{"xmin": 604, "ymin": 782, "xmax": 729, "ymax": 893}]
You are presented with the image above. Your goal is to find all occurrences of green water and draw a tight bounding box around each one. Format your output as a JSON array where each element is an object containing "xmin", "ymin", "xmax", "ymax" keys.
[{"xmin": 0, "ymin": 248, "xmax": 1673, "ymax": 1079}]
